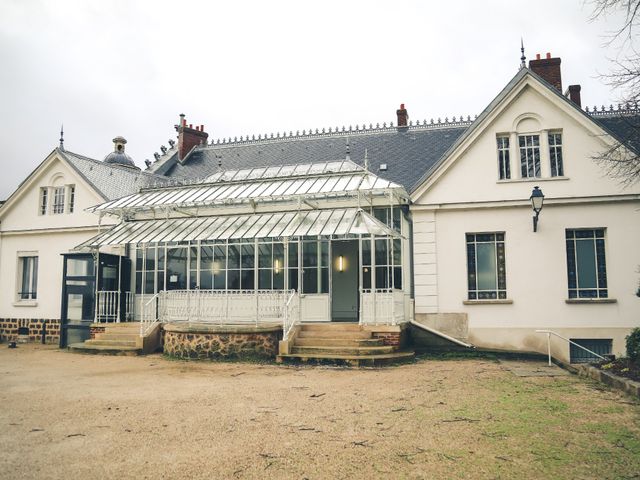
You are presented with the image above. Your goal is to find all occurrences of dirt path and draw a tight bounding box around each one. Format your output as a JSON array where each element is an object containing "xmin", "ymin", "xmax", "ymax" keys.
[{"xmin": 1, "ymin": 345, "xmax": 639, "ymax": 479}]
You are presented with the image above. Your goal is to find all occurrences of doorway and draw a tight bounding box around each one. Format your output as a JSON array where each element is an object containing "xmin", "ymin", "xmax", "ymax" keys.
[{"xmin": 331, "ymin": 240, "xmax": 359, "ymax": 322}]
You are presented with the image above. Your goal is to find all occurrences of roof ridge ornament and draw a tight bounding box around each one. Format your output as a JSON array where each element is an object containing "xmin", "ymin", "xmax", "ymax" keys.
[
  {"xmin": 59, "ymin": 124, "xmax": 65, "ymax": 151},
  {"xmin": 520, "ymin": 38, "xmax": 527, "ymax": 69}
]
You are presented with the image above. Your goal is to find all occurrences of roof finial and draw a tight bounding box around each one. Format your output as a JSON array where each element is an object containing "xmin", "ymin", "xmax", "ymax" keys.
[
  {"xmin": 520, "ymin": 38, "xmax": 527, "ymax": 69},
  {"xmin": 59, "ymin": 124, "xmax": 65, "ymax": 151},
  {"xmin": 345, "ymin": 140, "xmax": 351, "ymax": 161},
  {"xmin": 364, "ymin": 148, "xmax": 369, "ymax": 171}
]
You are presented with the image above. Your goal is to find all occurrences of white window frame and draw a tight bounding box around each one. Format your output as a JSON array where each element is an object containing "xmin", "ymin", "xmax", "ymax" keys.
[
  {"xmin": 52, "ymin": 186, "xmax": 65, "ymax": 214},
  {"xmin": 518, "ymin": 134, "xmax": 541, "ymax": 179},
  {"xmin": 16, "ymin": 252, "xmax": 39, "ymax": 304},
  {"xmin": 548, "ymin": 132, "xmax": 564, "ymax": 177},
  {"xmin": 496, "ymin": 136, "xmax": 511, "ymax": 180}
]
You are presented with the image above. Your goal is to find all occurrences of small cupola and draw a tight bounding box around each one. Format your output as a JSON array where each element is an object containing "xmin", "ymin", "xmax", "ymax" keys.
[{"xmin": 103, "ymin": 136, "xmax": 139, "ymax": 169}]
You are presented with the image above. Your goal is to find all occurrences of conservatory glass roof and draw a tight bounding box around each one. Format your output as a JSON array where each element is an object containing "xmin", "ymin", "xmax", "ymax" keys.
[
  {"xmin": 88, "ymin": 160, "xmax": 407, "ymax": 214},
  {"xmin": 77, "ymin": 208, "xmax": 400, "ymax": 248}
]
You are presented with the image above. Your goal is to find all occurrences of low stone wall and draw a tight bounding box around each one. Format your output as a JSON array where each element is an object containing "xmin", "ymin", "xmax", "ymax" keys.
[
  {"xmin": 163, "ymin": 323, "xmax": 281, "ymax": 360},
  {"xmin": 575, "ymin": 363, "xmax": 640, "ymax": 399},
  {"xmin": 0, "ymin": 318, "xmax": 60, "ymax": 344}
]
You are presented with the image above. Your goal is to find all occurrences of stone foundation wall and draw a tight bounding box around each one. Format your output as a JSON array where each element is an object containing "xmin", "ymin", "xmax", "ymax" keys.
[
  {"xmin": 368, "ymin": 324, "xmax": 408, "ymax": 348},
  {"xmin": 164, "ymin": 326, "xmax": 280, "ymax": 360},
  {"xmin": 0, "ymin": 318, "xmax": 60, "ymax": 344},
  {"xmin": 89, "ymin": 325, "xmax": 106, "ymax": 339}
]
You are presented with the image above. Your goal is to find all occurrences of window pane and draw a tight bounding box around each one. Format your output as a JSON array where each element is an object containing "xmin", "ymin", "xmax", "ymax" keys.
[
  {"xmin": 288, "ymin": 268, "xmax": 298, "ymax": 291},
  {"xmin": 258, "ymin": 269, "xmax": 271, "ymax": 289},
  {"xmin": 228, "ymin": 245, "xmax": 240, "ymax": 269},
  {"xmin": 394, "ymin": 267, "xmax": 403, "ymax": 289},
  {"xmin": 303, "ymin": 242, "xmax": 318, "ymax": 267},
  {"xmin": 145, "ymin": 272, "xmax": 155, "ymax": 293},
  {"xmin": 258, "ymin": 243, "xmax": 272, "ymax": 268},
  {"xmin": 273, "ymin": 269, "xmax": 285, "ymax": 289},
  {"xmin": 362, "ymin": 267, "xmax": 371, "ymax": 289},
  {"xmin": 227, "ymin": 270, "xmax": 240, "ymax": 289},
  {"xmin": 303, "ymin": 267, "xmax": 318, "ymax": 293},
  {"xmin": 213, "ymin": 271, "xmax": 226, "ymax": 290},
  {"xmin": 241, "ymin": 244, "xmax": 255, "ymax": 268},
  {"xmin": 576, "ymin": 239, "xmax": 597, "ymax": 289},
  {"xmin": 375, "ymin": 266, "xmax": 389, "ymax": 289},
  {"xmin": 67, "ymin": 258, "xmax": 91, "ymax": 277},
  {"xmin": 200, "ymin": 246, "xmax": 213, "ymax": 271},
  {"xmin": 476, "ymin": 243, "xmax": 497, "ymax": 291},
  {"xmin": 320, "ymin": 268, "xmax": 329, "ymax": 293},
  {"xmin": 362, "ymin": 239, "xmax": 371, "ymax": 265},
  {"xmin": 288, "ymin": 242, "xmax": 298, "ymax": 268},
  {"xmin": 146, "ymin": 247, "xmax": 156, "ymax": 271},
  {"xmin": 375, "ymin": 239, "xmax": 388, "ymax": 265},
  {"xmin": 241, "ymin": 269, "xmax": 254, "ymax": 290},
  {"xmin": 393, "ymin": 239, "xmax": 402, "ymax": 265}
]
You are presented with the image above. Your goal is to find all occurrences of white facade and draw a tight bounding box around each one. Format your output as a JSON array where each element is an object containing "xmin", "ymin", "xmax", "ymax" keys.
[
  {"xmin": 411, "ymin": 72, "xmax": 640, "ymax": 362},
  {"xmin": 0, "ymin": 151, "xmax": 113, "ymax": 321}
]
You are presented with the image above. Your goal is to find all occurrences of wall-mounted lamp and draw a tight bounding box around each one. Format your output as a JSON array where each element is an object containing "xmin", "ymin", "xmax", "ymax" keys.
[
  {"xmin": 274, "ymin": 259, "xmax": 281, "ymax": 275},
  {"xmin": 338, "ymin": 255, "xmax": 345, "ymax": 272},
  {"xmin": 530, "ymin": 186, "xmax": 545, "ymax": 232}
]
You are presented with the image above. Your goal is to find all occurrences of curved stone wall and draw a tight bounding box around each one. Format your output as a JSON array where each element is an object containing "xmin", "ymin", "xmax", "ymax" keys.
[{"xmin": 163, "ymin": 323, "xmax": 281, "ymax": 360}]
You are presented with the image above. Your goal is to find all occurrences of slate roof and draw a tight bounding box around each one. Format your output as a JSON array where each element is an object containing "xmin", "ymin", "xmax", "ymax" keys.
[
  {"xmin": 164, "ymin": 124, "xmax": 470, "ymax": 194},
  {"xmin": 158, "ymin": 69, "xmax": 639, "ymax": 195},
  {"xmin": 60, "ymin": 149, "xmax": 169, "ymax": 200}
]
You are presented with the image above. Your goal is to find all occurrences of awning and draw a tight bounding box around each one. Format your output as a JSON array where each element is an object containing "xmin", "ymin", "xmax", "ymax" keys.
[{"xmin": 76, "ymin": 208, "xmax": 401, "ymax": 249}]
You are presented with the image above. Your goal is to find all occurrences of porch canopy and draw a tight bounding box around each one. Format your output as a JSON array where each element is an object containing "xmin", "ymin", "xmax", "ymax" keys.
[{"xmin": 77, "ymin": 208, "xmax": 400, "ymax": 249}]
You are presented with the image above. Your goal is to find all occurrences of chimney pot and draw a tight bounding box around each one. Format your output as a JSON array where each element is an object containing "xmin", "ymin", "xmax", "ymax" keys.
[
  {"xmin": 189, "ymin": 124, "xmax": 193, "ymax": 129},
  {"xmin": 536, "ymin": 53, "xmax": 541, "ymax": 60},
  {"xmin": 546, "ymin": 52, "xmax": 551, "ymax": 59}
]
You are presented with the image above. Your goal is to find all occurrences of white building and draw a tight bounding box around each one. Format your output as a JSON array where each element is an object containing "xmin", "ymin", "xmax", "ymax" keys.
[{"xmin": 1, "ymin": 53, "xmax": 638, "ymax": 364}]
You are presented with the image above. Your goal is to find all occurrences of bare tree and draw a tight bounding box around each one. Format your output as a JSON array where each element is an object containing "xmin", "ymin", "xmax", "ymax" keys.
[{"xmin": 590, "ymin": 0, "xmax": 640, "ymax": 184}]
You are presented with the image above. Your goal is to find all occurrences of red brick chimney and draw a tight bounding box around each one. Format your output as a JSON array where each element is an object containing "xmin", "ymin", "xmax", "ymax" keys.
[
  {"xmin": 175, "ymin": 113, "xmax": 209, "ymax": 160},
  {"xmin": 396, "ymin": 103, "xmax": 408, "ymax": 127},
  {"xmin": 565, "ymin": 84, "xmax": 582, "ymax": 108},
  {"xmin": 529, "ymin": 53, "xmax": 562, "ymax": 92}
]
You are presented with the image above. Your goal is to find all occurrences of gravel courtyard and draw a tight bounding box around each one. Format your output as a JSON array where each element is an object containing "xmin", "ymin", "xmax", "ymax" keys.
[{"xmin": 1, "ymin": 345, "xmax": 639, "ymax": 480}]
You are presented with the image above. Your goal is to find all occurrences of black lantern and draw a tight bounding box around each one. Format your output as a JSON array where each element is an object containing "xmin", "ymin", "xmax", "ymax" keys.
[{"xmin": 529, "ymin": 186, "xmax": 544, "ymax": 232}]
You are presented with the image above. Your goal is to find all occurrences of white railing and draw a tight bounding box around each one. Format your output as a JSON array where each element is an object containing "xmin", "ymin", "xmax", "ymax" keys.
[
  {"xmin": 157, "ymin": 289, "xmax": 296, "ymax": 326},
  {"xmin": 95, "ymin": 291, "xmax": 132, "ymax": 323},
  {"xmin": 536, "ymin": 329, "xmax": 608, "ymax": 366},
  {"xmin": 283, "ymin": 290, "xmax": 300, "ymax": 341},
  {"xmin": 359, "ymin": 288, "xmax": 405, "ymax": 325},
  {"xmin": 140, "ymin": 292, "xmax": 160, "ymax": 337}
]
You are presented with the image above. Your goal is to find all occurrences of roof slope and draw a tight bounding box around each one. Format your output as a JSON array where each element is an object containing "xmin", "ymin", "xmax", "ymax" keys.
[
  {"xmin": 164, "ymin": 123, "xmax": 470, "ymax": 193},
  {"xmin": 61, "ymin": 149, "xmax": 170, "ymax": 200}
]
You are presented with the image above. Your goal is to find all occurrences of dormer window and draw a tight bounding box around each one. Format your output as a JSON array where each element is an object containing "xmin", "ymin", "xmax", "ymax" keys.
[{"xmin": 518, "ymin": 134, "xmax": 541, "ymax": 178}]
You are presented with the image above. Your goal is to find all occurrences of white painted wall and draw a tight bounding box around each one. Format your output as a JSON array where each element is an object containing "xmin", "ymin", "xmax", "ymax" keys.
[
  {"xmin": 0, "ymin": 152, "xmax": 116, "ymax": 320},
  {"xmin": 411, "ymin": 73, "xmax": 640, "ymax": 362}
]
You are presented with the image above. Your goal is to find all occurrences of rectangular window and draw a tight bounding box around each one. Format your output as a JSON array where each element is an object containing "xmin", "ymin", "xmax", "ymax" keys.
[
  {"xmin": 497, "ymin": 136, "xmax": 511, "ymax": 180},
  {"xmin": 566, "ymin": 229, "xmax": 607, "ymax": 299},
  {"xmin": 519, "ymin": 134, "xmax": 541, "ymax": 178},
  {"xmin": 18, "ymin": 255, "xmax": 38, "ymax": 300},
  {"xmin": 258, "ymin": 240, "xmax": 285, "ymax": 290},
  {"xmin": 466, "ymin": 233, "xmax": 506, "ymax": 300},
  {"xmin": 52, "ymin": 186, "xmax": 65, "ymax": 214},
  {"xmin": 549, "ymin": 133, "xmax": 564, "ymax": 177},
  {"xmin": 227, "ymin": 242, "xmax": 255, "ymax": 290},
  {"xmin": 570, "ymin": 339, "xmax": 612, "ymax": 363},
  {"xmin": 68, "ymin": 185, "xmax": 76, "ymax": 213},
  {"xmin": 302, "ymin": 239, "xmax": 329, "ymax": 294},
  {"xmin": 39, "ymin": 188, "xmax": 48, "ymax": 215}
]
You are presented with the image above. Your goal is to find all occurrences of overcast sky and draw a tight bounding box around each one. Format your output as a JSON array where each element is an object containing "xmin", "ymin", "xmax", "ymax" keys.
[{"xmin": 0, "ymin": 0, "xmax": 634, "ymax": 198}]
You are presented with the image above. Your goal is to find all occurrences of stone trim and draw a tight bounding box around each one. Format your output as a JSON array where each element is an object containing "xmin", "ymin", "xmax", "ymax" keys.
[
  {"xmin": 0, "ymin": 318, "xmax": 60, "ymax": 344},
  {"xmin": 576, "ymin": 364, "xmax": 640, "ymax": 398}
]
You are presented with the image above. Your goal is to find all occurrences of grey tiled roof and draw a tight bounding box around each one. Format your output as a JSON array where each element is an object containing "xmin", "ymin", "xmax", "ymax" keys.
[
  {"xmin": 161, "ymin": 68, "xmax": 640, "ymax": 194},
  {"xmin": 165, "ymin": 124, "xmax": 469, "ymax": 193},
  {"xmin": 61, "ymin": 149, "xmax": 170, "ymax": 200}
]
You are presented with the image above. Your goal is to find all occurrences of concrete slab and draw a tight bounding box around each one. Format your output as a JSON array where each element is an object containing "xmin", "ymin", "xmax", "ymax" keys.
[{"xmin": 499, "ymin": 360, "xmax": 570, "ymax": 377}]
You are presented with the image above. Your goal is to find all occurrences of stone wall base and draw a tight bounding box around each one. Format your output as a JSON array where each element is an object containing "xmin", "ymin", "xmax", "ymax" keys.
[
  {"xmin": 163, "ymin": 324, "xmax": 281, "ymax": 360},
  {"xmin": 0, "ymin": 318, "xmax": 60, "ymax": 344}
]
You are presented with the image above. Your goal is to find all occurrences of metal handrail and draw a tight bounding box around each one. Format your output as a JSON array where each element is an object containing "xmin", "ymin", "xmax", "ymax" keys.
[
  {"xmin": 283, "ymin": 290, "xmax": 299, "ymax": 341},
  {"xmin": 536, "ymin": 329, "xmax": 607, "ymax": 366},
  {"xmin": 140, "ymin": 292, "xmax": 161, "ymax": 337}
]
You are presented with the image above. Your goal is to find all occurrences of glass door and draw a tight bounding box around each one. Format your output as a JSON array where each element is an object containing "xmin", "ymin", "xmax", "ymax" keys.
[{"xmin": 60, "ymin": 254, "xmax": 95, "ymax": 347}]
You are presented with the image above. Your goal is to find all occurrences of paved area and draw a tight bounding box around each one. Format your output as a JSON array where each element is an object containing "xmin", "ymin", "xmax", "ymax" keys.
[{"xmin": 0, "ymin": 344, "xmax": 638, "ymax": 479}]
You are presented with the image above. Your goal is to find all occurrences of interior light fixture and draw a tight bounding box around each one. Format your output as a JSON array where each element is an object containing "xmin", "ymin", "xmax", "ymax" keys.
[
  {"xmin": 274, "ymin": 259, "xmax": 281, "ymax": 274},
  {"xmin": 338, "ymin": 255, "xmax": 345, "ymax": 272}
]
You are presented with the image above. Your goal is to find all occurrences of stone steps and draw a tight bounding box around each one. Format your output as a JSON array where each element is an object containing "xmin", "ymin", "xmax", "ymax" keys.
[
  {"xmin": 68, "ymin": 322, "xmax": 143, "ymax": 355},
  {"xmin": 279, "ymin": 322, "xmax": 414, "ymax": 366},
  {"xmin": 277, "ymin": 350, "xmax": 415, "ymax": 367},
  {"xmin": 294, "ymin": 337, "xmax": 384, "ymax": 347},
  {"xmin": 291, "ymin": 345, "xmax": 395, "ymax": 356}
]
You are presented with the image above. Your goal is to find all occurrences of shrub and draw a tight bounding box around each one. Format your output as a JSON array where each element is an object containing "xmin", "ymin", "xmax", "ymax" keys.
[{"xmin": 626, "ymin": 327, "xmax": 640, "ymax": 363}]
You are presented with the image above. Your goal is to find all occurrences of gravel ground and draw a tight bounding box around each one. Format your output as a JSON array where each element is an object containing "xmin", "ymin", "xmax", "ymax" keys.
[{"xmin": 1, "ymin": 344, "xmax": 639, "ymax": 480}]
